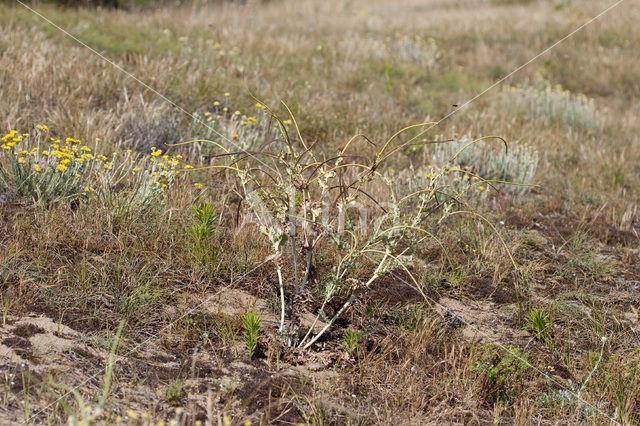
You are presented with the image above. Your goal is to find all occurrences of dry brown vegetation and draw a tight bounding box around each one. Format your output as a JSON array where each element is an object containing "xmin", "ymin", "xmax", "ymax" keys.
[{"xmin": 0, "ymin": 0, "xmax": 639, "ymax": 424}]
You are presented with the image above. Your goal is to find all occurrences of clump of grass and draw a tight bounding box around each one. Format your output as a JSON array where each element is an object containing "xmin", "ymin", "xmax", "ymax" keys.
[
  {"xmin": 120, "ymin": 102, "xmax": 182, "ymax": 154},
  {"xmin": 560, "ymin": 231, "xmax": 617, "ymax": 285}
]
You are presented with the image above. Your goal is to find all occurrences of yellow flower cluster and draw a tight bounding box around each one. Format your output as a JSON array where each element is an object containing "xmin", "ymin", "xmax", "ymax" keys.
[
  {"xmin": 147, "ymin": 147, "xmax": 183, "ymax": 188},
  {"xmin": 1, "ymin": 130, "xmax": 22, "ymax": 150},
  {"xmin": 7, "ymin": 129, "xmax": 100, "ymax": 174},
  {"xmin": 1, "ymin": 125, "xmax": 199, "ymax": 207}
]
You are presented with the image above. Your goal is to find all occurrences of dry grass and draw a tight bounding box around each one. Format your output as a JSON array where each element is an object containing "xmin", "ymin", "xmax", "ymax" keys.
[{"xmin": 0, "ymin": 0, "xmax": 639, "ymax": 424}]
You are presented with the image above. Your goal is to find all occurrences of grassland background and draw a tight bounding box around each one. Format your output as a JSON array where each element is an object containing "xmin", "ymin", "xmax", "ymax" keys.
[{"xmin": 0, "ymin": 0, "xmax": 639, "ymax": 424}]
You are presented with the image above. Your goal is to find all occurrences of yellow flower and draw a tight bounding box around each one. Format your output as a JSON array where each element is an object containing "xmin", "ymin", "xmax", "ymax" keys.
[
  {"xmin": 76, "ymin": 173, "xmax": 81, "ymax": 178},
  {"xmin": 151, "ymin": 149, "xmax": 162, "ymax": 157},
  {"xmin": 33, "ymin": 164, "xmax": 42, "ymax": 173},
  {"xmin": 18, "ymin": 156, "xmax": 25, "ymax": 164},
  {"xmin": 232, "ymin": 134, "xmax": 239, "ymax": 138},
  {"xmin": 60, "ymin": 158, "xmax": 70, "ymax": 165},
  {"xmin": 36, "ymin": 124, "xmax": 48, "ymax": 131},
  {"xmin": 234, "ymin": 110, "xmax": 241, "ymax": 116},
  {"xmin": 185, "ymin": 165, "xmax": 194, "ymax": 169},
  {"xmin": 56, "ymin": 164, "xmax": 67, "ymax": 172},
  {"xmin": 224, "ymin": 92, "xmax": 230, "ymax": 97},
  {"xmin": 194, "ymin": 183, "xmax": 203, "ymax": 188},
  {"xmin": 41, "ymin": 150, "xmax": 49, "ymax": 156}
]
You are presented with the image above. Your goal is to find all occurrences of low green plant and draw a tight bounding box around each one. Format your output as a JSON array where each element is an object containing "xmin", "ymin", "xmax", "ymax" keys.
[
  {"xmin": 188, "ymin": 202, "xmax": 219, "ymax": 264},
  {"xmin": 394, "ymin": 304, "xmax": 427, "ymax": 331},
  {"xmin": 474, "ymin": 345, "xmax": 530, "ymax": 406},
  {"xmin": 342, "ymin": 329, "xmax": 361, "ymax": 355},
  {"xmin": 524, "ymin": 307, "xmax": 552, "ymax": 343},
  {"xmin": 165, "ymin": 379, "xmax": 185, "ymax": 405},
  {"xmin": 241, "ymin": 310, "xmax": 262, "ymax": 359}
]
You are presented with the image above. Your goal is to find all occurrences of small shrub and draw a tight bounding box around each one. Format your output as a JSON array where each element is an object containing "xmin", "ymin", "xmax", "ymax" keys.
[
  {"xmin": 431, "ymin": 133, "xmax": 538, "ymax": 197},
  {"xmin": 504, "ymin": 77, "xmax": 606, "ymax": 131},
  {"xmin": 188, "ymin": 102, "xmax": 522, "ymax": 351},
  {"xmin": 165, "ymin": 379, "xmax": 184, "ymax": 405}
]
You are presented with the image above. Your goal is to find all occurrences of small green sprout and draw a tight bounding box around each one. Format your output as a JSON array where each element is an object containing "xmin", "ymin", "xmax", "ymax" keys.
[
  {"xmin": 342, "ymin": 329, "xmax": 361, "ymax": 355},
  {"xmin": 241, "ymin": 310, "xmax": 262, "ymax": 359},
  {"xmin": 524, "ymin": 307, "xmax": 552, "ymax": 343}
]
